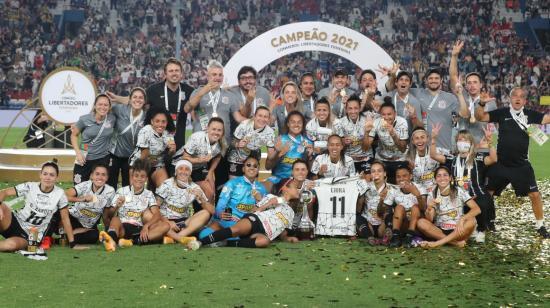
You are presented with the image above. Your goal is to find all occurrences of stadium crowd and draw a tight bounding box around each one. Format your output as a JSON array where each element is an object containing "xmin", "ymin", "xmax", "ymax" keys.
[
  {"xmin": 0, "ymin": 0, "xmax": 548, "ymax": 111},
  {"xmin": 0, "ymin": 0, "xmax": 549, "ymax": 254}
]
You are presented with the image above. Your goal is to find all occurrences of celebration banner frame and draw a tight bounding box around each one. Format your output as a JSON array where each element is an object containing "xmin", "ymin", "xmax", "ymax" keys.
[{"xmin": 224, "ymin": 21, "xmax": 394, "ymax": 86}]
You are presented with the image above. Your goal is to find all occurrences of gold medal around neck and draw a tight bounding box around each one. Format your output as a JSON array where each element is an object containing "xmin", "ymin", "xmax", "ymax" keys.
[
  {"xmin": 92, "ymin": 195, "xmax": 98, "ymax": 203},
  {"xmin": 434, "ymin": 198, "xmax": 441, "ymax": 204},
  {"xmin": 125, "ymin": 195, "xmax": 132, "ymax": 203},
  {"xmin": 458, "ymin": 180, "xmax": 464, "ymax": 187}
]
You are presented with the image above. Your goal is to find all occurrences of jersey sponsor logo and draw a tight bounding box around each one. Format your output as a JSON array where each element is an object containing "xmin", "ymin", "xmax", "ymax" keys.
[
  {"xmin": 126, "ymin": 211, "xmax": 142, "ymax": 218},
  {"xmin": 236, "ymin": 203, "xmax": 255, "ymax": 212},
  {"xmin": 275, "ymin": 212, "xmax": 289, "ymax": 227},
  {"xmin": 79, "ymin": 208, "xmax": 98, "ymax": 218},
  {"xmin": 167, "ymin": 204, "xmax": 186, "ymax": 214},
  {"xmin": 281, "ymin": 157, "xmax": 299, "ymax": 164}
]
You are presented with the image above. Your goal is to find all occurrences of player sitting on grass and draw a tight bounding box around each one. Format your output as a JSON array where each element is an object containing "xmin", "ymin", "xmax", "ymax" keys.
[
  {"xmin": 417, "ymin": 166, "xmax": 480, "ymax": 248},
  {"xmin": 198, "ymin": 156, "xmax": 267, "ymax": 244},
  {"xmin": 356, "ymin": 160, "xmax": 393, "ymax": 245},
  {"xmin": 185, "ymin": 184, "xmax": 301, "ymax": 250},
  {"xmin": 157, "ymin": 159, "xmax": 214, "ymax": 244},
  {"xmin": 99, "ymin": 159, "xmax": 170, "ymax": 251},
  {"xmin": 0, "ymin": 160, "xmax": 75, "ymax": 252},
  {"xmin": 386, "ymin": 165, "xmax": 427, "ymax": 248},
  {"xmin": 65, "ymin": 163, "xmax": 116, "ymax": 245}
]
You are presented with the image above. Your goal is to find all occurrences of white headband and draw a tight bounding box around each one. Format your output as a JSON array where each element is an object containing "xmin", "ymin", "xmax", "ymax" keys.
[{"xmin": 175, "ymin": 159, "xmax": 192, "ymax": 170}]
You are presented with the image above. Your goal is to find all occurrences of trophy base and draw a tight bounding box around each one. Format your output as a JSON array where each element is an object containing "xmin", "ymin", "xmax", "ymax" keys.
[{"xmin": 297, "ymin": 229, "xmax": 315, "ymax": 241}]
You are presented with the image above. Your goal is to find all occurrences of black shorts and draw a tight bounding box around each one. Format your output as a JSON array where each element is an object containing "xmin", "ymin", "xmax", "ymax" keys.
[
  {"xmin": 243, "ymin": 214, "xmax": 266, "ymax": 237},
  {"xmin": 69, "ymin": 214, "xmax": 98, "ymax": 230},
  {"xmin": 122, "ymin": 223, "xmax": 142, "ymax": 239},
  {"xmin": 487, "ymin": 162, "xmax": 538, "ymax": 197},
  {"xmin": 354, "ymin": 159, "xmax": 373, "ymax": 174},
  {"xmin": 170, "ymin": 217, "xmax": 188, "ymax": 229},
  {"xmin": 438, "ymin": 227, "xmax": 454, "ymax": 236},
  {"xmin": 228, "ymin": 162, "xmax": 244, "ymax": 177},
  {"xmin": 73, "ymin": 155, "xmax": 110, "ymax": 185},
  {"xmin": 191, "ymin": 166, "xmax": 209, "ymax": 182},
  {"xmin": 0, "ymin": 212, "xmax": 27, "ymax": 240}
]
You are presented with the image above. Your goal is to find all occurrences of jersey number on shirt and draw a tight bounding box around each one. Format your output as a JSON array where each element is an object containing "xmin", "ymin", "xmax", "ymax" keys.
[
  {"xmin": 330, "ymin": 196, "xmax": 345, "ymax": 218},
  {"xmin": 25, "ymin": 211, "xmax": 46, "ymax": 225}
]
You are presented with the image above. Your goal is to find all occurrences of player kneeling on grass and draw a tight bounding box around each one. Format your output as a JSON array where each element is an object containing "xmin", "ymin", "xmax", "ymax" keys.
[
  {"xmin": 385, "ymin": 166, "xmax": 427, "ymax": 248},
  {"xmin": 156, "ymin": 160, "xmax": 214, "ymax": 245},
  {"xmin": 417, "ymin": 166, "xmax": 480, "ymax": 248},
  {"xmin": 356, "ymin": 161, "xmax": 393, "ymax": 245},
  {"xmin": 65, "ymin": 163, "xmax": 116, "ymax": 245},
  {"xmin": 0, "ymin": 160, "xmax": 76, "ymax": 251},
  {"xmin": 186, "ymin": 185, "xmax": 301, "ymax": 250},
  {"xmin": 99, "ymin": 159, "xmax": 170, "ymax": 251}
]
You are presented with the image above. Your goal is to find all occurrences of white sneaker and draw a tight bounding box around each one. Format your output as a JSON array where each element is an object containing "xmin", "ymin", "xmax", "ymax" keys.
[
  {"xmin": 474, "ymin": 231, "xmax": 486, "ymax": 243},
  {"xmin": 187, "ymin": 240, "xmax": 202, "ymax": 251}
]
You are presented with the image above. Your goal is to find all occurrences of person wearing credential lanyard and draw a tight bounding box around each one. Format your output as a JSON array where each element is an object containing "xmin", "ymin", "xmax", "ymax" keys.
[
  {"xmin": 299, "ymin": 72, "xmax": 317, "ymax": 115},
  {"xmin": 184, "ymin": 60, "xmax": 244, "ymax": 197},
  {"xmin": 317, "ymin": 69, "xmax": 354, "ymax": 118},
  {"xmin": 450, "ymin": 40, "xmax": 497, "ymax": 149},
  {"xmin": 106, "ymin": 58, "xmax": 194, "ymax": 151},
  {"xmin": 408, "ymin": 67, "xmax": 469, "ymax": 155},
  {"xmin": 389, "ymin": 71, "xmax": 424, "ymax": 135},
  {"xmin": 356, "ymin": 66, "xmax": 397, "ymax": 113},
  {"xmin": 273, "ymin": 81, "xmax": 313, "ymax": 133},
  {"xmin": 233, "ymin": 66, "xmax": 273, "ymax": 119},
  {"xmin": 475, "ymin": 87, "xmax": 550, "ymax": 238},
  {"xmin": 71, "ymin": 94, "xmax": 116, "ymax": 185},
  {"xmin": 108, "ymin": 87, "xmax": 146, "ymax": 189}
]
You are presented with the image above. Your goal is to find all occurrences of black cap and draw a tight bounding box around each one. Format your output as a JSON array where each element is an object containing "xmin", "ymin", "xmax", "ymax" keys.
[
  {"xmin": 425, "ymin": 67, "xmax": 443, "ymax": 78},
  {"xmin": 396, "ymin": 71, "xmax": 413, "ymax": 80},
  {"xmin": 333, "ymin": 69, "xmax": 347, "ymax": 77}
]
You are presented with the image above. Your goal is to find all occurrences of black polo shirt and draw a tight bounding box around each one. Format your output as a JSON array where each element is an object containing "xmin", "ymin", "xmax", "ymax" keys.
[
  {"xmin": 146, "ymin": 81, "xmax": 195, "ymax": 150},
  {"xmin": 489, "ymin": 108, "xmax": 544, "ymax": 167}
]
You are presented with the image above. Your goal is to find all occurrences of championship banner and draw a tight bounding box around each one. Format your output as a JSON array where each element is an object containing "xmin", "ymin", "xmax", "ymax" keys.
[
  {"xmin": 38, "ymin": 67, "xmax": 97, "ymax": 125},
  {"xmin": 224, "ymin": 21, "xmax": 394, "ymax": 86}
]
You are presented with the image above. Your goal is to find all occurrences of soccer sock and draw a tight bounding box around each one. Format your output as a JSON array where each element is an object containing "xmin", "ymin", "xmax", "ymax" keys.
[
  {"xmin": 200, "ymin": 228, "xmax": 233, "ymax": 245},
  {"xmin": 74, "ymin": 229, "xmax": 99, "ymax": 244},
  {"xmin": 131, "ymin": 233, "xmax": 143, "ymax": 245},
  {"xmin": 535, "ymin": 219, "xmax": 544, "ymax": 229},
  {"xmin": 227, "ymin": 238, "xmax": 257, "ymax": 248},
  {"xmin": 107, "ymin": 230, "xmax": 118, "ymax": 243}
]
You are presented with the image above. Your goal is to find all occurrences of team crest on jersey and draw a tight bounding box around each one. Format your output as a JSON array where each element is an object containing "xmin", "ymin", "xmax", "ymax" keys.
[
  {"xmin": 221, "ymin": 186, "xmax": 230, "ymax": 194},
  {"xmin": 438, "ymin": 100, "xmax": 447, "ymax": 109},
  {"xmin": 222, "ymin": 96, "xmax": 229, "ymax": 104},
  {"xmin": 74, "ymin": 174, "xmax": 82, "ymax": 184},
  {"xmin": 229, "ymin": 163, "xmax": 237, "ymax": 172},
  {"xmin": 104, "ymin": 120, "xmax": 113, "ymax": 128}
]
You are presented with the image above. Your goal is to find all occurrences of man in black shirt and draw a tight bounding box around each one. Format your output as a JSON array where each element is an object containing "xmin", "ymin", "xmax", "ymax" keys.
[
  {"xmin": 107, "ymin": 58, "xmax": 194, "ymax": 150},
  {"xmin": 475, "ymin": 87, "xmax": 550, "ymax": 238}
]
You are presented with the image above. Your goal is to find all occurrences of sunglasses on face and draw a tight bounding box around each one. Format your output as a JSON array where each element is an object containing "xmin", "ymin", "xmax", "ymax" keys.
[{"xmin": 245, "ymin": 163, "xmax": 258, "ymax": 168}]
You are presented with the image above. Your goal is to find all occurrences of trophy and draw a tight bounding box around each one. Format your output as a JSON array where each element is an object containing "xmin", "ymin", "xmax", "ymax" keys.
[{"xmin": 297, "ymin": 190, "xmax": 315, "ymax": 240}]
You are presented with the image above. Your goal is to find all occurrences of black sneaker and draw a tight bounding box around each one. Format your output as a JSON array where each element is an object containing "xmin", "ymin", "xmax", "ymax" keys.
[
  {"xmin": 537, "ymin": 226, "xmax": 550, "ymax": 239},
  {"xmin": 403, "ymin": 234, "xmax": 414, "ymax": 248},
  {"xmin": 389, "ymin": 234, "xmax": 402, "ymax": 248}
]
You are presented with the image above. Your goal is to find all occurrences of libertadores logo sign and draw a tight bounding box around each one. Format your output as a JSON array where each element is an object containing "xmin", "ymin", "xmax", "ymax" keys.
[{"xmin": 39, "ymin": 67, "xmax": 97, "ymax": 125}]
